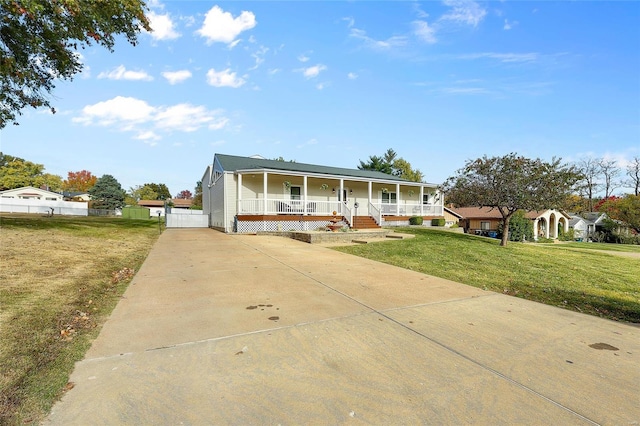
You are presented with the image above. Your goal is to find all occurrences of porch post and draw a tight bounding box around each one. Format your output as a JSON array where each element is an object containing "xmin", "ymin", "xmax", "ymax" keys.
[
  {"xmin": 545, "ymin": 215, "xmax": 550, "ymax": 239},
  {"xmin": 340, "ymin": 179, "xmax": 344, "ymax": 202},
  {"xmin": 237, "ymin": 173, "xmax": 242, "ymax": 214},
  {"xmin": 303, "ymin": 175, "xmax": 308, "ymax": 216},
  {"xmin": 533, "ymin": 218, "xmax": 539, "ymax": 241},
  {"xmin": 396, "ymin": 183, "xmax": 400, "ymax": 215},
  {"xmin": 263, "ymin": 172, "xmax": 268, "ymax": 215},
  {"xmin": 368, "ymin": 181, "xmax": 372, "ymax": 204},
  {"xmin": 420, "ymin": 186, "xmax": 424, "ymax": 216}
]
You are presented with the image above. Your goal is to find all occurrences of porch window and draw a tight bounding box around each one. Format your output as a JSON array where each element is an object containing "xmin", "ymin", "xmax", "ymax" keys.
[
  {"xmin": 423, "ymin": 194, "xmax": 430, "ymax": 204},
  {"xmin": 290, "ymin": 186, "xmax": 301, "ymax": 200},
  {"xmin": 480, "ymin": 221, "xmax": 490, "ymax": 230},
  {"xmin": 382, "ymin": 192, "xmax": 397, "ymax": 203}
]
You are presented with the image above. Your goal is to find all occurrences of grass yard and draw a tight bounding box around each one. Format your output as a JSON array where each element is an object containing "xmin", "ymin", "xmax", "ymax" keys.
[
  {"xmin": 334, "ymin": 228, "xmax": 640, "ymax": 323},
  {"xmin": 0, "ymin": 214, "xmax": 160, "ymax": 425}
]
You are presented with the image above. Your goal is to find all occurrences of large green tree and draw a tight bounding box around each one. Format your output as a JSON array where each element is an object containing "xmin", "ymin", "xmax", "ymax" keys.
[
  {"xmin": 1, "ymin": 0, "xmax": 150, "ymax": 127},
  {"xmin": 192, "ymin": 180, "xmax": 203, "ymax": 209},
  {"xmin": 0, "ymin": 154, "xmax": 62, "ymax": 190},
  {"xmin": 598, "ymin": 194, "xmax": 640, "ymax": 233},
  {"xmin": 442, "ymin": 153, "xmax": 581, "ymax": 246},
  {"xmin": 129, "ymin": 183, "xmax": 171, "ymax": 201},
  {"xmin": 88, "ymin": 174, "xmax": 125, "ymax": 210},
  {"xmin": 358, "ymin": 148, "xmax": 423, "ymax": 182},
  {"xmin": 62, "ymin": 170, "xmax": 97, "ymax": 192}
]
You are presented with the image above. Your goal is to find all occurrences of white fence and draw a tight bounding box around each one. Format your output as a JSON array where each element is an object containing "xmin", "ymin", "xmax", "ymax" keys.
[
  {"xmin": 166, "ymin": 211, "xmax": 208, "ymax": 228},
  {"xmin": 0, "ymin": 198, "xmax": 88, "ymax": 216}
]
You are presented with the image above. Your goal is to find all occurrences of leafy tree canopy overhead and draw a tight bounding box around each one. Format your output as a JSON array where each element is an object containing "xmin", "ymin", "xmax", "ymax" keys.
[
  {"xmin": 62, "ymin": 170, "xmax": 97, "ymax": 192},
  {"xmin": 1, "ymin": 0, "xmax": 151, "ymax": 128},
  {"xmin": 175, "ymin": 189, "xmax": 193, "ymax": 199},
  {"xmin": 191, "ymin": 180, "xmax": 203, "ymax": 209},
  {"xmin": 0, "ymin": 153, "xmax": 62, "ymax": 191},
  {"xmin": 128, "ymin": 182, "xmax": 172, "ymax": 202},
  {"xmin": 598, "ymin": 194, "xmax": 640, "ymax": 233},
  {"xmin": 88, "ymin": 174, "xmax": 125, "ymax": 210},
  {"xmin": 442, "ymin": 153, "xmax": 581, "ymax": 246},
  {"xmin": 358, "ymin": 148, "xmax": 423, "ymax": 182}
]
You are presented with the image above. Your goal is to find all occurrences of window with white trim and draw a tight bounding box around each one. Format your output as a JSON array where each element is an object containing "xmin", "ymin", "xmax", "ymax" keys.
[{"xmin": 290, "ymin": 186, "xmax": 301, "ymax": 200}]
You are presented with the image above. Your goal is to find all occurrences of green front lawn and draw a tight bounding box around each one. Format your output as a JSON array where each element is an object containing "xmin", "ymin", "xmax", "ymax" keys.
[{"xmin": 333, "ymin": 228, "xmax": 640, "ymax": 323}]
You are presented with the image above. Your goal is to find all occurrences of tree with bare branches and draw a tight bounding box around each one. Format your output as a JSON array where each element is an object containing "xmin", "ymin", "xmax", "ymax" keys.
[
  {"xmin": 625, "ymin": 156, "xmax": 640, "ymax": 196},
  {"xmin": 575, "ymin": 158, "xmax": 602, "ymax": 211},
  {"xmin": 598, "ymin": 158, "xmax": 621, "ymax": 198}
]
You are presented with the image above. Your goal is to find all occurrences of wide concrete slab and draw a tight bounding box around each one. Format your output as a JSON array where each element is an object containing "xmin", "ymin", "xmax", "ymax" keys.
[{"xmin": 47, "ymin": 229, "xmax": 640, "ymax": 425}]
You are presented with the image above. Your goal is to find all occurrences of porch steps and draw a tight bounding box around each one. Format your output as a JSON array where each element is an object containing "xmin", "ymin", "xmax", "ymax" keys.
[{"xmin": 351, "ymin": 215, "xmax": 380, "ymax": 230}]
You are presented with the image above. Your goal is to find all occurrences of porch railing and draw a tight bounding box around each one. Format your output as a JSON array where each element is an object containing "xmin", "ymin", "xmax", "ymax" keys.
[
  {"xmin": 372, "ymin": 202, "xmax": 443, "ymax": 217},
  {"xmin": 238, "ymin": 199, "xmax": 344, "ymax": 216},
  {"xmin": 369, "ymin": 202, "xmax": 381, "ymax": 225},
  {"xmin": 237, "ymin": 199, "xmax": 443, "ymax": 218}
]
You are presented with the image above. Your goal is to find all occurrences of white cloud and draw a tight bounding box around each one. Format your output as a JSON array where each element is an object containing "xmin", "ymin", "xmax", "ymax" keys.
[
  {"xmin": 147, "ymin": 11, "xmax": 180, "ymax": 40},
  {"xmin": 162, "ymin": 70, "xmax": 192, "ymax": 84},
  {"xmin": 342, "ymin": 17, "xmax": 355, "ymax": 28},
  {"xmin": 413, "ymin": 20, "xmax": 437, "ymax": 44},
  {"xmin": 300, "ymin": 64, "xmax": 327, "ymax": 79},
  {"xmin": 72, "ymin": 96, "xmax": 229, "ymax": 140},
  {"xmin": 206, "ymin": 68, "xmax": 246, "ymax": 88},
  {"xmin": 249, "ymin": 46, "xmax": 269, "ymax": 70},
  {"xmin": 458, "ymin": 52, "xmax": 539, "ymax": 63},
  {"xmin": 348, "ymin": 72, "xmax": 358, "ymax": 80},
  {"xmin": 155, "ymin": 104, "xmax": 227, "ymax": 132},
  {"xmin": 135, "ymin": 131, "xmax": 161, "ymax": 147},
  {"xmin": 316, "ymin": 82, "xmax": 328, "ymax": 90},
  {"xmin": 197, "ymin": 5, "xmax": 256, "ymax": 45},
  {"xmin": 268, "ymin": 68, "xmax": 281, "ymax": 75},
  {"xmin": 98, "ymin": 65, "xmax": 153, "ymax": 81},
  {"xmin": 297, "ymin": 138, "xmax": 318, "ymax": 148},
  {"xmin": 73, "ymin": 96, "xmax": 156, "ymax": 127},
  {"xmin": 440, "ymin": 0, "xmax": 487, "ymax": 27},
  {"xmin": 440, "ymin": 87, "xmax": 491, "ymax": 95},
  {"xmin": 298, "ymin": 54, "xmax": 310, "ymax": 62},
  {"xmin": 349, "ymin": 27, "xmax": 407, "ymax": 50},
  {"xmin": 503, "ymin": 19, "xmax": 518, "ymax": 30}
]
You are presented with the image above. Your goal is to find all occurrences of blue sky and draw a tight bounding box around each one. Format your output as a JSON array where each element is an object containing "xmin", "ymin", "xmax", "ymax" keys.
[{"xmin": 1, "ymin": 1, "xmax": 639, "ymax": 196}]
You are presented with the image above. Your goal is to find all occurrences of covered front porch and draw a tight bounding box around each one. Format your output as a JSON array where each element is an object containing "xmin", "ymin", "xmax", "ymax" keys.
[{"xmin": 235, "ymin": 171, "xmax": 443, "ymax": 229}]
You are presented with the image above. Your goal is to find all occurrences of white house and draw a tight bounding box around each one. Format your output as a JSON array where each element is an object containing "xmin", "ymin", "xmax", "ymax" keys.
[
  {"xmin": 202, "ymin": 153, "xmax": 444, "ymax": 233},
  {"xmin": 0, "ymin": 186, "xmax": 88, "ymax": 216},
  {"xmin": 0, "ymin": 186, "xmax": 64, "ymax": 201},
  {"xmin": 568, "ymin": 214, "xmax": 595, "ymax": 241}
]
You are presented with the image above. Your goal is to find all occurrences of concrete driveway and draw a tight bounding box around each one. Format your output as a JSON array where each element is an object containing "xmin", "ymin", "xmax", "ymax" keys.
[{"xmin": 47, "ymin": 229, "xmax": 640, "ymax": 425}]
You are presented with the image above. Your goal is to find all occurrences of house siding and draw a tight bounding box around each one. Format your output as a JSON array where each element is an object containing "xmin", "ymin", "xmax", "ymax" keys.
[{"xmin": 223, "ymin": 173, "xmax": 237, "ymax": 232}]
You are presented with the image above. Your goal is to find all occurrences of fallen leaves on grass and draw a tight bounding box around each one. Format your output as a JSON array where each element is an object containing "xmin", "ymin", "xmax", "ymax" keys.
[
  {"xmin": 58, "ymin": 311, "xmax": 95, "ymax": 341},
  {"xmin": 111, "ymin": 267, "xmax": 135, "ymax": 284}
]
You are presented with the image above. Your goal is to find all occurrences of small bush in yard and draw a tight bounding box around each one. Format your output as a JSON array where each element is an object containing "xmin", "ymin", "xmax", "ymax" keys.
[
  {"xmin": 409, "ymin": 216, "xmax": 423, "ymax": 225},
  {"xmin": 431, "ymin": 218, "xmax": 445, "ymax": 226}
]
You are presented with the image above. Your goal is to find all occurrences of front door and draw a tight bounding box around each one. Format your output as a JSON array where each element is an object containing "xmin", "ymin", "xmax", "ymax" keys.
[{"xmin": 339, "ymin": 189, "xmax": 348, "ymax": 203}]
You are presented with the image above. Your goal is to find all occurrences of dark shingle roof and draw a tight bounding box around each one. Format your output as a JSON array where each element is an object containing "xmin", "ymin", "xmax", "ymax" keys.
[{"xmin": 215, "ymin": 153, "xmax": 410, "ymax": 183}]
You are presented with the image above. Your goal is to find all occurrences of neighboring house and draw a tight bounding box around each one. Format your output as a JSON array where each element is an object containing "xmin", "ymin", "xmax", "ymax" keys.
[
  {"xmin": 202, "ymin": 153, "xmax": 444, "ymax": 233},
  {"xmin": 451, "ymin": 207, "xmax": 570, "ymax": 240},
  {"xmin": 443, "ymin": 206, "xmax": 463, "ymax": 227},
  {"xmin": 62, "ymin": 191, "xmax": 91, "ymax": 201},
  {"xmin": 581, "ymin": 212, "xmax": 609, "ymax": 233},
  {"xmin": 0, "ymin": 186, "xmax": 64, "ymax": 201},
  {"xmin": 568, "ymin": 213, "xmax": 595, "ymax": 241},
  {"xmin": 171, "ymin": 199, "xmax": 193, "ymax": 209},
  {"xmin": 0, "ymin": 186, "xmax": 88, "ymax": 216},
  {"xmin": 138, "ymin": 200, "xmax": 167, "ymax": 217},
  {"xmin": 137, "ymin": 199, "xmax": 192, "ymax": 216}
]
